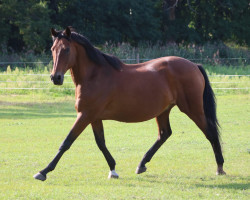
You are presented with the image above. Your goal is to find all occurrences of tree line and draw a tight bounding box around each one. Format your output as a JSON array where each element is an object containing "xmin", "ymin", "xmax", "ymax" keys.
[{"xmin": 0, "ymin": 0, "xmax": 249, "ymax": 53}]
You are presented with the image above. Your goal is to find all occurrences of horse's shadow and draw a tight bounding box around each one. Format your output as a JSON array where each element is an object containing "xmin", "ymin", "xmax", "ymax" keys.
[
  {"xmin": 195, "ymin": 182, "xmax": 249, "ymax": 190},
  {"xmin": 124, "ymin": 173, "xmax": 249, "ymax": 191}
]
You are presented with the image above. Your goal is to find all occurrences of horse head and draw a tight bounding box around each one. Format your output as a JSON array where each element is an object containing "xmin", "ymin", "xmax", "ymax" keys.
[{"xmin": 50, "ymin": 27, "xmax": 75, "ymax": 85}]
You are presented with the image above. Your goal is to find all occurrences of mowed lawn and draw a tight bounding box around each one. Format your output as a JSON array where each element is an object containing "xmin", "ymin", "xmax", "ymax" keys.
[{"xmin": 0, "ymin": 93, "xmax": 249, "ymax": 199}]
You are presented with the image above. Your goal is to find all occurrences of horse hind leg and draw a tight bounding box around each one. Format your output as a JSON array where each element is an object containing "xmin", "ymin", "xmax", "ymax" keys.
[
  {"xmin": 136, "ymin": 106, "xmax": 173, "ymax": 174},
  {"xmin": 177, "ymin": 96, "xmax": 226, "ymax": 175}
]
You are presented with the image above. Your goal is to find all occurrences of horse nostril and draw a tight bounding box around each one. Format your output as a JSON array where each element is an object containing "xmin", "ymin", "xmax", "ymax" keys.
[{"xmin": 51, "ymin": 74, "xmax": 63, "ymax": 85}]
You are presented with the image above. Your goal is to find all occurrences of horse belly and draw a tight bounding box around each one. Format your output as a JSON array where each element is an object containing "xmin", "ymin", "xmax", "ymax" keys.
[
  {"xmin": 101, "ymin": 85, "xmax": 172, "ymax": 122},
  {"xmin": 110, "ymin": 106, "xmax": 163, "ymax": 123}
]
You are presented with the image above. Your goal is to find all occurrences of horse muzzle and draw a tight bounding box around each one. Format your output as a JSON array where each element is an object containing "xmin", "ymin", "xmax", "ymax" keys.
[{"xmin": 50, "ymin": 73, "xmax": 64, "ymax": 85}]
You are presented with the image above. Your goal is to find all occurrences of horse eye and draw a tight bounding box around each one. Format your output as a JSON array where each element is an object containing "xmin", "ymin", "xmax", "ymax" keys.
[{"xmin": 65, "ymin": 47, "xmax": 70, "ymax": 53}]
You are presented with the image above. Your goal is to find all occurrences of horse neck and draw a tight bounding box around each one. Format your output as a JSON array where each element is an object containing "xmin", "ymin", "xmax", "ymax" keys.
[{"xmin": 70, "ymin": 43, "xmax": 98, "ymax": 86}]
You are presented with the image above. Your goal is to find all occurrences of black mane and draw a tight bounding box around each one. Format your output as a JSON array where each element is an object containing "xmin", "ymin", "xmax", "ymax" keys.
[{"xmin": 55, "ymin": 30, "xmax": 122, "ymax": 71}]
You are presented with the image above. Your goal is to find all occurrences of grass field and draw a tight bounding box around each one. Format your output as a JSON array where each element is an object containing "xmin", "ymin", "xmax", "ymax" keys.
[{"xmin": 0, "ymin": 91, "xmax": 249, "ymax": 199}]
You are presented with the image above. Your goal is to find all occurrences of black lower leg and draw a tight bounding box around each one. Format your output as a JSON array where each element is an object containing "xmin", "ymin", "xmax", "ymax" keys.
[
  {"xmin": 138, "ymin": 140, "xmax": 164, "ymax": 168},
  {"xmin": 205, "ymin": 121, "xmax": 225, "ymax": 167},
  {"xmin": 94, "ymin": 133, "xmax": 116, "ymax": 171},
  {"xmin": 210, "ymin": 139, "xmax": 224, "ymax": 165},
  {"xmin": 39, "ymin": 133, "xmax": 75, "ymax": 177},
  {"xmin": 101, "ymin": 148, "xmax": 116, "ymax": 171},
  {"xmin": 210, "ymin": 139, "xmax": 226, "ymax": 174},
  {"xmin": 137, "ymin": 110, "xmax": 173, "ymax": 174},
  {"xmin": 138, "ymin": 129, "xmax": 170, "ymax": 168}
]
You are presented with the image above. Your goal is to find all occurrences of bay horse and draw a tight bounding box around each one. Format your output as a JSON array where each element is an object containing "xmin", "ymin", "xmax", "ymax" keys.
[{"xmin": 34, "ymin": 27, "xmax": 226, "ymax": 181}]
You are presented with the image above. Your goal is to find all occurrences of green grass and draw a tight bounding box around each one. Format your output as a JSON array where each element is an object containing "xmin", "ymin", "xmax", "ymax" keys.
[{"xmin": 0, "ymin": 93, "xmax": 249, "ymax": 199}]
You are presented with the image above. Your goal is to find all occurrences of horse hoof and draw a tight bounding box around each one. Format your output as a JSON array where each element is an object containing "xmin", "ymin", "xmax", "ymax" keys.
[
  {"xmin": 135, "ymin": 166, "xmax": 147, "ymax": 174},
  {"xmin": 216, "ymin": 170, "xmax": 226, "ymax": 175},
  {"xmin": 108, "ymin": 170, "xmax": 119, "ymax": 179},
  {"xmin": 33, "ymin": 172, "xmax": 46, "ymax": 181}
]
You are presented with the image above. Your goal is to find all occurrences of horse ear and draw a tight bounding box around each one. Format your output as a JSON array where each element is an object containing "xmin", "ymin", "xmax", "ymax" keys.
[
  {"xmin": 64, "ymin": 27, "xmax": 71, "ymax": 38},
  {"xmin": 51, "ymin": 28, "xmax": 59, "ymax": 37}
]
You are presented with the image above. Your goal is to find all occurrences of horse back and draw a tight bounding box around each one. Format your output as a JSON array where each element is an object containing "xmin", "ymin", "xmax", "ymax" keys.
[{"xmin": 125, "ymin": 56, "xmax": 205, "ymax": 96}]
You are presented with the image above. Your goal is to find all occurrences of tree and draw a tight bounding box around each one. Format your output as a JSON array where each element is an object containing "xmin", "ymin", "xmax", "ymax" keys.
[
  {"xmin": 0, "ymin": 0, "xmax": 24, "ymax": 51},
  {"xmin": 0, "ymin": 0, "xmax": 249, "ymax": 54},
  {"xmin": 0, "ymin": 0, "xmax": 51, "ymax": 52},
  {"xmin": 54, "ymin": 0, "xmax": 161, "ymax": 45},
  {"xmin": 230, "ymin": 0, "xmax": 250, "ymax": 46},
  {"xmin": 15, "ymin": 1, "xmax": 52, "ymax": 52}
]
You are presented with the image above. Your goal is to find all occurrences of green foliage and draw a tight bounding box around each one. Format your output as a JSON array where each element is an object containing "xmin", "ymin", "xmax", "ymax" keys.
[
  {"xmin": 0, "ymin": 0, "xmax": 249, "ymax": 53},
  {"xmin": 0, "ymin": 41, "xmax": 249, "ymax": 73},
  {"xmin": 101, "ymin": 42, "xmax": 250, "ymax": 66},
  {"xmin": 16, "ymin": 1, "xmax": 52, "ymax": 52},
  {"xmin": 157, "ymin": 0, "xmax": 250, "ymax": 45},
  {"xmin": 54, "ymin": 0, "xmax": 160, "ymax": 45},
  {"xmin": 0, "ymin": 0, "xmax": 52, "ymax": 52}
]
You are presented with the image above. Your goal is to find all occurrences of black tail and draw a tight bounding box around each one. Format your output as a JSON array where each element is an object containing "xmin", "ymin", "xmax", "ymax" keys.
[{"xmin": 197, "ymin": 65, "xmax": 221, "ymax": 143}]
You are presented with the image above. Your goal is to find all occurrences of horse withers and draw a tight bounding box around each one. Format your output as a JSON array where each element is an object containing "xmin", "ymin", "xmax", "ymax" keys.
[{"xmin": 33, "ymin": 27, "xmax": 226, "ymax": 181}]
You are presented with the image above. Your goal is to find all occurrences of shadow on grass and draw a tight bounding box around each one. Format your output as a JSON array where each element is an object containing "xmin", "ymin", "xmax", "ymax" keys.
[
  {"xmin": 0, "ymin": 101, "xmax": 75, "ymax": 119},
  {"xmin": 125, "ymin": 173, "xmax": 250, "ymax": 191},
  {"xmin": 195, "ymin": 182, "xmax": 249, "ymax": 190}
]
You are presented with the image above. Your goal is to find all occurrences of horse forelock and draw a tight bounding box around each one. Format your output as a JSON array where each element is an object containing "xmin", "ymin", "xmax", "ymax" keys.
[{"xmin": 52, "ymin": 31, "xmax": 70, "ymax": 42}]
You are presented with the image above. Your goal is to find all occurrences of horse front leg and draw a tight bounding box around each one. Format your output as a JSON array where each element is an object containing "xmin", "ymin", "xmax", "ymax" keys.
[
  {"xmin": 33, "ymin": 113, "xmax": 90, "ymax": 181},
  {"xmin": 91, "ymin": 120, "xmax": 118, "ymax": 179}
]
